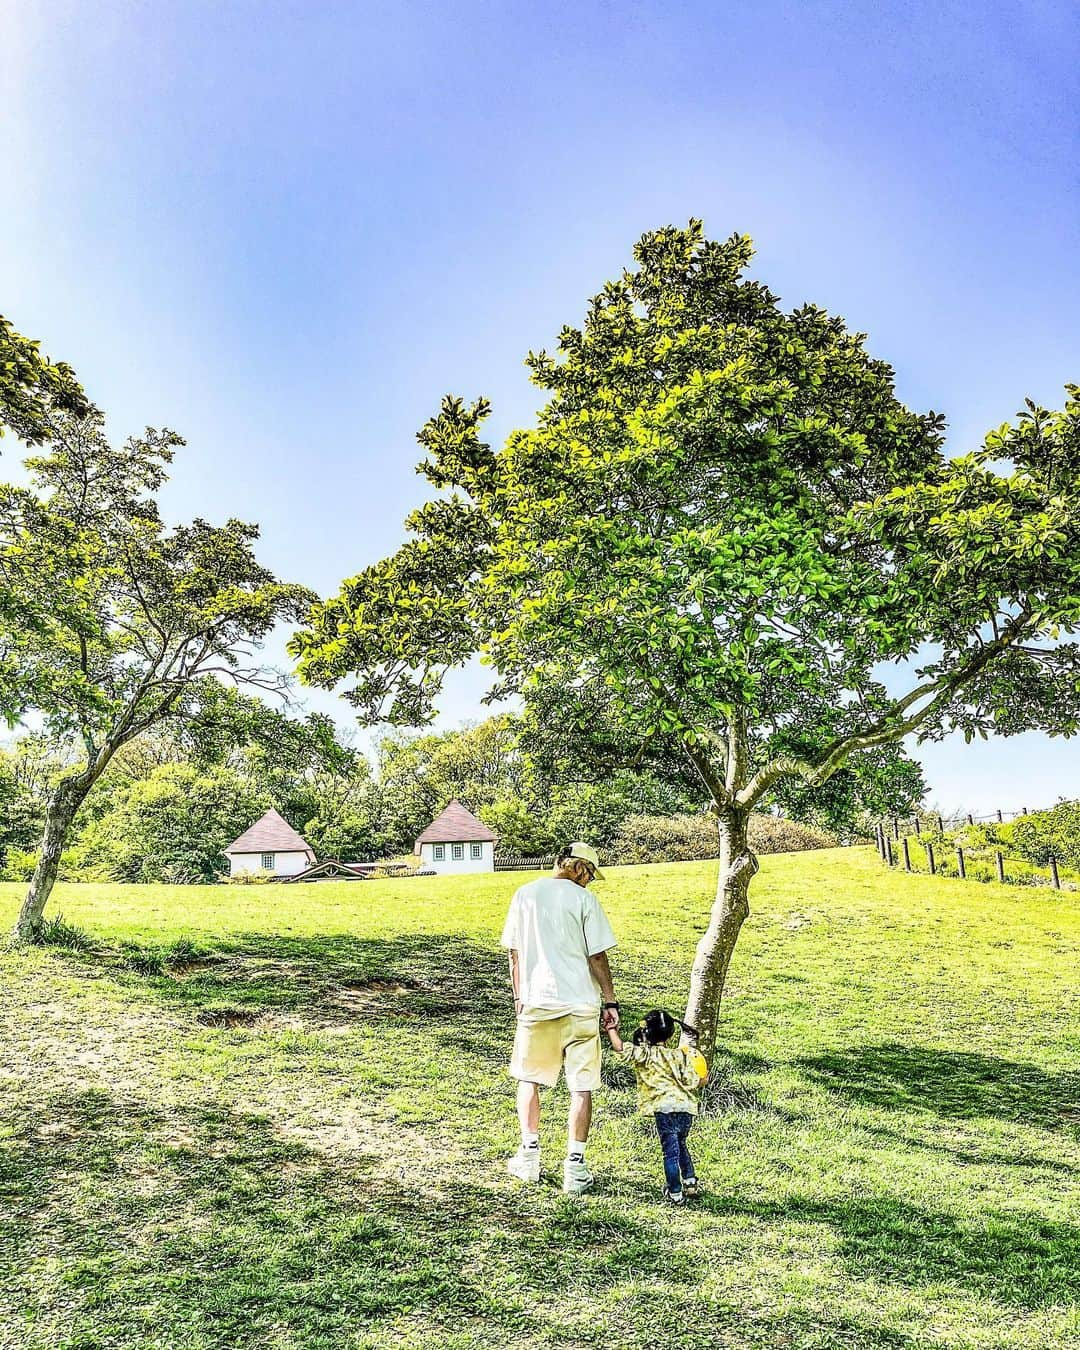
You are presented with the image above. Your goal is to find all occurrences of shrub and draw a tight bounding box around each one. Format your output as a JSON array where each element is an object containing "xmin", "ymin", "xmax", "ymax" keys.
[
  {"xmin": 370, "ymin": 854, "xmax": 424, "ymax": 878},
  {"xmin": 26, "ymin": 913, "xmax": 95, "ymax": 951},
  {"xmin": 225, "ymin": 868, "xmax": 276, "ymax": 885},
  {"xmin": 119, "ymin": 943, "xmax": 167, "ymax": 976},
  {"xmin": 1009, "ymin": 800, "xmax": 1080, "ymax": 870},
  {"xmin": 749, "ymin": 815, "xmax": 839, "ymax": 855},
  {"xmin": 119, "ymin": 941, "xmax": 213, "ymax": 976},
  {"xmin": 164, "ymin": 937, "xmax": 202, "ymax": 967},
  {"xmin": 609, "ymin": 813, "xmax": 837, "ymax": 865},
  {"xmin": 0, "ymin": 848, "xmax": 82, "ymax": 883},
  {"xmin": 1, "ymin": 848, "xmax": 38, "ymax": 883}
]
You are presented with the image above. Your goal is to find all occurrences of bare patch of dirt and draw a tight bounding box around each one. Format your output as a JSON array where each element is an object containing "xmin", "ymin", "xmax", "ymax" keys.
[
  {"xmin": 169, "ymin": 956, "xmax": 224, "ymax": 976},
  {"xmin": 194, "ymin": 1008, "xmax": 262, "ymax": 1028},
  {"xmin": 35, "ymin": 1117, "xmax": 82, "ymax": 1140},
  {"xmin": 326, "ymin": 977, "xmax": 419, "ymax": 1015},
  {"xmin": 341, "ymin": 977, "xmax": 416, "ymax": 995}
]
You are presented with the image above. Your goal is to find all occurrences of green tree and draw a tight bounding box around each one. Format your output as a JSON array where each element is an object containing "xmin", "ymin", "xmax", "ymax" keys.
[
  {"xmin": 293, "ymin": 223, "xmax": 1080, "ymax": 1054},
  {"xmin": 62, "ymin": 700, "xmax": 374, "ymax": 879},
  {"xmin": 1, "ymin": 316, "xmax": 89, "ymax": 446},
  {"xmin": 235, "ymin": 715, "xmax": 378, "ymax": 862},
  {"xmin": 75, "ymin": 762, "xmax": 270, "ymax": 883},
  {"xmin": 0, "ymin": 753, "xmax": 39, "ymax": 866},
  {"xmin": 373, "ymin": 716, "xmax": 532, "ymax": 854},
  {"xmin": 545, "ymin": 772, "xmax": 697, "ymax": 850},
  {"xmin": 0, "ymin": 735, "xmax": 75, "ymax": 874},
  {"xmin": 2, "ymin": 411, "xmax": 312, "ymax": 939},
  {"xmin": 372, "ymin": 728, "xmax": 453, "ymax": 853}
]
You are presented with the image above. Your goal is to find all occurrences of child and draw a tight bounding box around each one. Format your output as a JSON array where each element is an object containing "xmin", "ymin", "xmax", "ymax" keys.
[{"xmin": 606, "ymin": 1009, "xmax": 708, "ymax": 1204}]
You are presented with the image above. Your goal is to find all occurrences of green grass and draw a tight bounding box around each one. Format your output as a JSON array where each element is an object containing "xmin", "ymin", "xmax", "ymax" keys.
[{"xmin": 1, "ymin": 850, "xmax": 1078, "ymax": 1349}]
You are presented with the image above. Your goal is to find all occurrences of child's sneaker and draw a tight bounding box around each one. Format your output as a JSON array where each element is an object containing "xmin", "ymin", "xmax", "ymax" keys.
[
  {"xmin": 683, "ymin": 1177, "xmax": 700, "ymax": 1199},
  {"xmin": 663, "ymin": 1187, "xmax": 686, "ymax": 1205},
  {"xmin": 507, "ymin": 1145, "xmax": 541, "ymax": 1183},
  {"xmin": 562, "ymin": 1156, "xmax": 594, "ymax": 1195}
]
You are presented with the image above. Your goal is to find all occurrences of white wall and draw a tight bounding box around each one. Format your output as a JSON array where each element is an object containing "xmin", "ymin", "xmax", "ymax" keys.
[
  {"xmin": 419, "ymin": 841, "xmax": 495, "ymax": 875},
  {"xmin": 228, "ymin": 850, "xmax": 312, "ymax": 878}
]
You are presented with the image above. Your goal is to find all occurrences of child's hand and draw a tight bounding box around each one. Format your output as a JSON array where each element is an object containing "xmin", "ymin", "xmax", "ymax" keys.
[{"xmin": 680, "ymin": 1037, "xmax": 708, "ymax": 1083}]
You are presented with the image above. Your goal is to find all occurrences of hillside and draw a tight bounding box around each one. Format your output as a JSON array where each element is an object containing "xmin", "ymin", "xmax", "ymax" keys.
[{"xmin": 2, "ymin": 850, "xmax": 1078, "ymax": 1349}]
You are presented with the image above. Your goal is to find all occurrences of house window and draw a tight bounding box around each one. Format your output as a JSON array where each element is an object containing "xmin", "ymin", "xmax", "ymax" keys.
[
  {"xmin": 452, "ymin": 843, "xmax": 464, "ymax": 860},
  {"xmin": 470, "ymin": 843, "xmax": 483, "ymax": 860},
  {"xmin": 261, "ymin": 853, "xmax": 274, "ymax": 870},
  {"xmin": 433, "ymin": 844, "xmax": 445, "ymax": 861}
]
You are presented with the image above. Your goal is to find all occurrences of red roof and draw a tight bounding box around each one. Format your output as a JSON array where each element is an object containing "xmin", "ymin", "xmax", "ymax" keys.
[
  {"xmin": 415, "ymin": 800, "xmax": 497, "ymax": 847},
  {"xmin": 226, "ymin": 809, "xmax": 314, "ymax": 857}
]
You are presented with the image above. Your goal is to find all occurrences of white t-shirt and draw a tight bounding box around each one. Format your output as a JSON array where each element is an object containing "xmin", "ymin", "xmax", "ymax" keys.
[{"xmin": 500, "ymin": 876, "xmax": 617, "ymax": 1020}]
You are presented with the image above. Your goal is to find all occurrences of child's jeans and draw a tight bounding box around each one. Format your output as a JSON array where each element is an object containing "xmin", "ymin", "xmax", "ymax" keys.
[{"xmin": 654, "ymin": 1111, "xmax": 695, "ymax": 1194}]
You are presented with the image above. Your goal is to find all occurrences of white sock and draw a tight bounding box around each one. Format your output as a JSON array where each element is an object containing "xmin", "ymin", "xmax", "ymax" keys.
[
  {"xmin": 522, "ymin": 1132, "xmax": 539, "ymax": 1150},
  {"xmin": 567, "ymin": 1138, "xmax": 587, "ymax": 1160}
]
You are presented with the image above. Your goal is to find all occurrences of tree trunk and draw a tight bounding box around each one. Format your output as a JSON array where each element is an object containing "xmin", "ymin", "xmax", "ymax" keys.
[
  {"xmin": 11, "ymin": 775, "xmax": 90, "ymax": 941},
  {"xmin": 684, "ymin": 808, "xmax": 758, "ymax": 1060}
]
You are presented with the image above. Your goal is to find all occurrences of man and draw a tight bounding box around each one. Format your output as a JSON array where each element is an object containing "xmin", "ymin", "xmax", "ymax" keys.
[{"xmin": 500, "ymin": 841, "xmax": 619, "ymax": 1194}]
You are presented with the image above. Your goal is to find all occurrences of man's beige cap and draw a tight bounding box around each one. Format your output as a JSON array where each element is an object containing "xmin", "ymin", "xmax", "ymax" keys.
[{"xmin": 567, "ymin": 841, "xmax": 604, "ymax": 879}]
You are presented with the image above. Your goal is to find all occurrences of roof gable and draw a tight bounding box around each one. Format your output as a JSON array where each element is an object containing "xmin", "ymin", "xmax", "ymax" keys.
[
  {"xmin": 226, "ymin": 809, "xmax": 313, "ymax": 856},
  {"xmin": 415, "ymin": 800, "xmax": 497, "ymax": 846}
]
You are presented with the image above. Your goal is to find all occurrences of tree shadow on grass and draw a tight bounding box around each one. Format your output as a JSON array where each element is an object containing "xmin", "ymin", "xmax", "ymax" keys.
[
  {"xmin": 41, "ymin": 929, "xmax": 697, "ymax": 1072},
  {"xmin": 796, "ymin": 1042, "xmax": 1080, "ymax": 1132},
  {"xmin": 697, "ymin": 1189, "xmax": 1080, "ymax": 1313},
  {"xmin": 2, "ymin": 1088, "xmax": 1039, "ymax": 1349},
  {"xmin": 1, "ymin": 1088, "xmax": 988, "ymax": 1350},
  {"xmin": 853, "ymin": 1118, "xmax": 1077, "ymax": 1177},
  {"xmin": 0, "ymin": 1088, "xmax": 797, "ymax": 1350},
  {"xmin": 50, "ymin": 929, "xmax": 511, "ymax": 1032}
]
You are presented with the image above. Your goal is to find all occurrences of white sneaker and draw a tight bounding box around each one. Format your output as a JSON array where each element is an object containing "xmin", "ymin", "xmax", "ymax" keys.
[
  {"xmin": 507, "ymin": 1145, "xmax": 541, "ymax": 1183},
  {"xmin": 562, "ymin": 1157, "xmax": 594, "ymax": 1195}
]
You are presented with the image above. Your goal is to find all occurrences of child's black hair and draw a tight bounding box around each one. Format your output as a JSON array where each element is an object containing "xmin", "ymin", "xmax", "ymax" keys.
[{"xmin": 632, "ymin": 1009, "xmax": 679, "ymax": 1046}]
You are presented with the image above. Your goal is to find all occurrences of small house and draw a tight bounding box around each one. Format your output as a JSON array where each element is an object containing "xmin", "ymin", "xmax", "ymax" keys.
[
  {"xmin": 415, "ymin": 800, "xmax": 496, "ymax": 874},
  {"xmin": 225, "ymin": 809, "xmax": 316, "ymax": 879}
]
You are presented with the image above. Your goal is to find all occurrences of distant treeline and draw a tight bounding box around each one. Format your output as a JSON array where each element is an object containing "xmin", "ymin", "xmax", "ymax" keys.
[{"xmin": 1, "ymin": 713, "xmax": 858, "ymax": 884}]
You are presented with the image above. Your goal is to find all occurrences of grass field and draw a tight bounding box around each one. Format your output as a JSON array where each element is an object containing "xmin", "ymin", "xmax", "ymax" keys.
[{"xmin": 2, "ymin": 849, "xmax": 1079, "ymax": 1350}]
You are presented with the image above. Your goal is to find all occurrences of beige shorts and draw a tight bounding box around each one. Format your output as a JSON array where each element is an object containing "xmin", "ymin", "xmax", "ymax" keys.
[{"xmin": 509, "ymin": 1012, "xmax": 602, "ymax": 1091}]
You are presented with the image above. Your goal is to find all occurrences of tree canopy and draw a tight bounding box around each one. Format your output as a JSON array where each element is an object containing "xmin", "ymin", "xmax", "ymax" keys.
[
  {"xmin": 2, "ymin": 410, "xmax": 313, "ymax": 938},
  {"xmin": 294, "ymin": 222, "xmax": 1080, "ymax": 1051},
  {"xmin": 0, "ymin": 315, "xmax": 89, "ymax": 447}
]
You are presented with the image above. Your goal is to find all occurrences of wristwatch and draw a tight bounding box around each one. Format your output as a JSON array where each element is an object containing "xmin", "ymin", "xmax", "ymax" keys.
[{"xmin": 603, "ymin": 1001, "xmax": 620, "ymax": 1010}]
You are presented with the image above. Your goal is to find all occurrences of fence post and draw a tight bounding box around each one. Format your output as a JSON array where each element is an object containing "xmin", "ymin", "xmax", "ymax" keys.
[
  {"xmin": 927, "ymin": 840, "xmax": 936, "ymax": 875},
  {"xmin": 995, "ymin": 851, "xmax": 1005, "ymax": 884},
  {"xmin": 1050, "ymin": 855, "xmax": 1061, "ymax": 890},
  {"xmin": 997, "ymin": 809, "xmax": 1003, "ymax": 824},
  {"xmin": 967, "ymin": 813, "xmax": 974, "ymax": 826},
  {"xmin": 892, "ymin": 817, "xmax": 899, "ymax": 840},
  {"xmin": 936, "ymin": 814, "xmax": 944, "ymax": 834},
  {"xmin": 957, "ymin": 846, "xmax": 966, "ymax": 879},
  {"xmin": 902, "ymin": 838, "xmax": 912, "ymax": 872},
  {"xmin": 1022, "ymin": 807, "xmax": 1028, "ymax": 815},
  {"xmin": 914, "ymin": 816, "xmax": 922, "ymax": 837},
  {"xmin": 886, "ymin": 838, "xmax": 895, "ymax": 867}
]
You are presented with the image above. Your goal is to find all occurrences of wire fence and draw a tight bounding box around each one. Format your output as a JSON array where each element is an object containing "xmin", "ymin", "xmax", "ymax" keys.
[
  {"xmin": 883, "ymin": 807, "xmax": 1034, "ymax": 835},
  {"xmin": 874, "ymin": 807, "xmax": 1074, "ymax": 891}
]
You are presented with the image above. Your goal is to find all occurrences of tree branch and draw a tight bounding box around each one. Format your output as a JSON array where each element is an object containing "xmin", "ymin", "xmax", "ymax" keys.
[{"xmin": 735, "ymin": 606, "xmax": 1035, "ymax": 808}]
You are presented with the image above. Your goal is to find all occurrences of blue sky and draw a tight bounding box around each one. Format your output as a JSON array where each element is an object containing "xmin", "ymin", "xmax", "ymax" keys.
[{"xmin": 2, "ymin": 0, "xmax": 1078, "ymax": 812}]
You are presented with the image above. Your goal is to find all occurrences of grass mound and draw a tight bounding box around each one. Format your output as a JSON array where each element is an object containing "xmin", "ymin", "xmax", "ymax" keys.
[{"xmin": 1, "ymin": 851, "xmax": 1078, "ymax": 1349}]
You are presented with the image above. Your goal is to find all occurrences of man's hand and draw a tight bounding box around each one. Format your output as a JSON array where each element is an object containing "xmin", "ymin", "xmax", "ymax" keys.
[{"xmin": 588, "ymin": 950, "xmax": 617, "ymax": 1031}]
